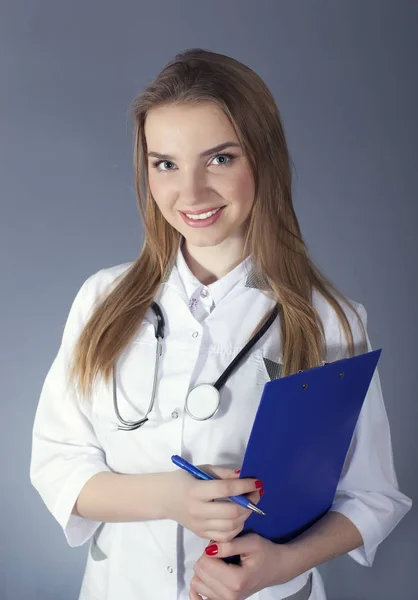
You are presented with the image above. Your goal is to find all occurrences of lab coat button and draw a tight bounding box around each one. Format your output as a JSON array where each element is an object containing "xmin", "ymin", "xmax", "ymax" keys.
[
  {"xmin": 167, "ymin": 566, "xmax": 174, "ymax": 573},
  {"xmin": 192, "ymin": 331, "xmax": 199, "ymax": 338},
  {"xmin": 171, "ymin": 411, "xmax": 179, "ymax": 419}
]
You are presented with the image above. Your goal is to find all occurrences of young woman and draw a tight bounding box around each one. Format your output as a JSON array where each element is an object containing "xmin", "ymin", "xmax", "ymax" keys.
[{"xmin": 30, "ymin": 48, "xmax": 412, "ymax": 600}]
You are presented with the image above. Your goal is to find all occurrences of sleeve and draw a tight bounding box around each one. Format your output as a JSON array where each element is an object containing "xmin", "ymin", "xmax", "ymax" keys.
[
  {"xmin": 328, "ymin": 303, "xmax": 412, "ymax": 567},
  {"xmin": 30, "ymin": 276, "xmax": 112, "ymax": 547}
]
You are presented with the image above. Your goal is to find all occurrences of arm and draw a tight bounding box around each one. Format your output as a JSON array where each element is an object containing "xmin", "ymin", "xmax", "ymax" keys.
[
  {"xmin": 190, "ymin": 512, "xmax": 364, "ymax": 595},
  {"xmin": 257, "ymin": 303, "xmax": 411, "ymax": 577},
  {"xmin": 321, "ymin": 303, "xmax": 412, "ymax": 567},
  {"xmin": 30, "ymin": 274, "xmax": 172, "ymax": 539},
  {"xmin": 73, "ymin": 471, "xmax": 169, "ymax": 522},
  {"xmin": 30, "ymin": 275, "xmax": 111, "ymax": 547},
  {"xmin": 30, "ymin": 272, "xmax": 260, "ymax": 548},
  {"xmin": 275, "ymin": 511, "xmax": 362, "ymax": 582},
  {"xmin": 190, "ymin": 303, "xmax": 412, "ymax": 599},
  {"xmin": 30, "ymin": 275, "xmax": 171, "ymax": 539}
]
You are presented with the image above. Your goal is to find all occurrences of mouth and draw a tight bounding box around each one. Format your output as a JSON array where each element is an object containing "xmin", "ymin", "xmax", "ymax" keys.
[{"xmin": 179, "ymin": 205, "xmax": 226, "ymax": 228}]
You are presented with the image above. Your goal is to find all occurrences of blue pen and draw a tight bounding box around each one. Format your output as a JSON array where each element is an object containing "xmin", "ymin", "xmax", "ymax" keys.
[{"xmin": 171, "ymin": 455, "xmax": 266, "ymax": 516}]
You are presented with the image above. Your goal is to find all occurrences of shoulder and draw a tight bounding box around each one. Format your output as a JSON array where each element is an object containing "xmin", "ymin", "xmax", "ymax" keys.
[
  {"xmin": 83, "ymin": 261, "xmax": 133, "ymax": 294},
  {"xmin": 312, "ymin": 288, "xmax": 367, "ymax": 326},
  {"xmin": 74, "ymin": 261, "xmax": 134, "ymax": 319},
  {"xmin": 312, "ymin": 288, "xmax": 368, "ymax": 356}
]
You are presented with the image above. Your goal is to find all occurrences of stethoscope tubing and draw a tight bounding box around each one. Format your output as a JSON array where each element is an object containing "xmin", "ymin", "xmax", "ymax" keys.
[{"xmin": 112, "ymin": 301, "xmax": 279, "ymax": 430}]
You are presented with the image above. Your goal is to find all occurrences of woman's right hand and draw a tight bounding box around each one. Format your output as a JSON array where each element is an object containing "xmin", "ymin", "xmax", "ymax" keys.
[{"xmin": 163, "ymin": 465, "xmax": 263, "ymax": 542}]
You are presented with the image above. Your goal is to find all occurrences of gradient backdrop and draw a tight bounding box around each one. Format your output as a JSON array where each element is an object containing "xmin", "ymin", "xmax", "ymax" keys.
[{"xmin": 0, "ymin": 1, "xmax": 416, "ymax": 599}]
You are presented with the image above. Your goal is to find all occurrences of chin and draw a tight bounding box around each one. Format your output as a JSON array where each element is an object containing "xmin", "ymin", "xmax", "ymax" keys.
[{"xmin": 181, "ymin": 229, "xmax": 231, "ymax": 249}]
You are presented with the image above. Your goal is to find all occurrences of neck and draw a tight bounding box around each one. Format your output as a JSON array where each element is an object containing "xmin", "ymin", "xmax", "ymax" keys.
[{"xmin": 182, "ymin": 236, "xmax": 248, "ymax": 285}]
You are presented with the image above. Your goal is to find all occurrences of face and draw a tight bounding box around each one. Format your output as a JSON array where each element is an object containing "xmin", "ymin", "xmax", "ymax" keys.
[{"xmin": 145, "ymin": 102, "xmax": 255, "ymax": 249}]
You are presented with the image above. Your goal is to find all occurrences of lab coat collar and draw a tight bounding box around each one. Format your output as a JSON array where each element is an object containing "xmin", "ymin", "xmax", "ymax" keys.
[{"xmin": 173, "ymin": 237, "xmax": 254, "ymax": 308}]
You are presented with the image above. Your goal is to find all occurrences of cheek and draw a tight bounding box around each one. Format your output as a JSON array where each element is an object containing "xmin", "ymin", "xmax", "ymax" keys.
[
  {"xmin": 229, "ymin": 167, "xmax": 255, "ymax": 212},
  {"xmin": 147, "ymin": 170, "xmax": 162, "ymax": 201},
  {"xmin": 148, "ymin": 172, "xmax": 173, "ymax": 216}
]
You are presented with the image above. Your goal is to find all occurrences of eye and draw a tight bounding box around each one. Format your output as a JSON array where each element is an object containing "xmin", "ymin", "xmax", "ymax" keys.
[
  {"xmin": 212, "ymin": 152, "xmax": 235, "ymax": 166},
  {"xmin": 150, "ymin": 152, "xmax": 236, "ymax": 172},
  {"xmin": 151, "ymin": 159, "xmax": 175, "ymax": 172}
]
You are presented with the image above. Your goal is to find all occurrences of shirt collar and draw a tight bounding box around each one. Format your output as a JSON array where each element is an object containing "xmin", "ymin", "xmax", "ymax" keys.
[{"xmin": 174, "ymin": 239, "xmax": 253, "ymax": 307}]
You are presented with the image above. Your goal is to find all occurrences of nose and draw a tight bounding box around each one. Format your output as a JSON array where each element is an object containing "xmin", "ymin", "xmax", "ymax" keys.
[{"xmin": 177, "ymin": 169, "xmax": 208, "ymax": 207}]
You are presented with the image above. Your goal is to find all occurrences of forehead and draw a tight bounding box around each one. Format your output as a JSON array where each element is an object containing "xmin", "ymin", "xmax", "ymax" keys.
[{"xmin": 144, "ymin": 102, "xmax": 238, "ymax": 148}]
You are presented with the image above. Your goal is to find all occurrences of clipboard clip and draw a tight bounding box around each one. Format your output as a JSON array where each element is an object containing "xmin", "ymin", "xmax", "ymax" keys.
[
  {"xmin": 298, "ymin": 361, "xmax": 329, "ymax": 374},
  {"xmin": 298, "ymin": 361, "xmax": 330, "ymax": 389}
]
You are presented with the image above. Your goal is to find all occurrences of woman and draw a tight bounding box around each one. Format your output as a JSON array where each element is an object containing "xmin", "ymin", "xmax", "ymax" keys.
[{"xmin": 30, "ymin": 48, "xmax": 412, "ymax": 600}]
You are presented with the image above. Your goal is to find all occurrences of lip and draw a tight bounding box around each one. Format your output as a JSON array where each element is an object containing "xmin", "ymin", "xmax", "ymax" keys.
[
  {"xmin": 179, "ymin": 205, "xmax": 226, "ymax": 228},
  {"xmin": 180, "ymin": 205, "xmax": 225, "ymax": 216}
]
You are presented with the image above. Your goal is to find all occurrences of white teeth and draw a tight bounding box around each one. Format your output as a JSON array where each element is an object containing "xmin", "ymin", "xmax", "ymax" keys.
[{"xmin": 185, "ymin": 207, "xmax": 221, "ymax": 220}]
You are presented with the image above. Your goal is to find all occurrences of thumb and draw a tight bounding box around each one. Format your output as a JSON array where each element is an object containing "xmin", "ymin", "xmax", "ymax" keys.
[
  {"xmin": 199, "ymin": 464, "xmax": 241, "ymax": 480},
  {"xmin": 205, "ymin": 533, "xmax": 261, "ymax": 558}
]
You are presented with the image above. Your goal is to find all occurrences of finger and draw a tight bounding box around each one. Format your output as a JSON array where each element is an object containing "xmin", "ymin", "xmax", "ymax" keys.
[
  {"xmin": 202, "ymin": 515, "xmax": 246, "ymax": 533},
  {"xmin": 204, "ymin": 533, "xmax": 261, "ymax": 559},
  {"xmin": 204, "ymin": 532, "xmax": 241, "ymax": 544},
  {"xmin": 189, "ymin": 587, "xmax": 205, "ymax": 600},
  {"xmin": 199, "ymin": 464, "xmax": 241, "ymax": 480},
  {"xmin": 246, "ymin": 487, "xmax": 264, "ymax": 505},
  {"xmin": 189, "ymin": 585, "xmax": 200, "ymax": 600},
  {"xmin": 204, "ymin": 525, "xmax": 243, "ymax": 543},
  {"xmin": 194, "ymin": 477, "xmax": 262, "ymax": 502},
  {"xmin": 191, "ymin": 574, "xmax": 217, "ymax": 600},
  {"xmin": 194, "ymin": 561, "xmax": 235, "ymax": 600},
  {"xmin": 189, "ymin": 585, "xmax": 204, "ymax": 600},
  {"xmin": 196, "ymin": 499, "xmax": 250, "ymax": 521}
]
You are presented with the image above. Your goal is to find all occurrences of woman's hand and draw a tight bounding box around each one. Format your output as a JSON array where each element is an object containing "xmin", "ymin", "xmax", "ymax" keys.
[
  {"xmin": 163, "ymin": 466, "xmax": 262, "ymax": 542},
  {"xmin": 189, "ymin": 533, "xmax": 301, "ymax": 600}
]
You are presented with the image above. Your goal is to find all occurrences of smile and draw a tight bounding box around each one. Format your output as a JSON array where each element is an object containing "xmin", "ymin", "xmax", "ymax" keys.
[
  {"xmin": 179, "ymin": 206, "xmax": 226, "ymax": 228},
  {"xmin": 185, "ymin": 207, "xmax": 222, "ymax": 220}
]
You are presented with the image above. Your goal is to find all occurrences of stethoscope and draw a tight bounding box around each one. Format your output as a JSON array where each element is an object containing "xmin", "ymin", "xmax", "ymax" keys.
[{"xmin": 113, "ymin": 301, "xmax": 280, "ymax": 431}]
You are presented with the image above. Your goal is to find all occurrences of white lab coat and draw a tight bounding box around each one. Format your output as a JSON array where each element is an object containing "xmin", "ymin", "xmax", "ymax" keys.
[{"xmin": 30, "ymin": 248, "xmax": 412, "ymax": 600}]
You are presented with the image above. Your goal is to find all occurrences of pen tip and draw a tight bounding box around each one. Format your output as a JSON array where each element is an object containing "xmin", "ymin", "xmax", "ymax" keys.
[{"xmin": 249, "ymin": 503, "xmax": 266, "ymax": 516}]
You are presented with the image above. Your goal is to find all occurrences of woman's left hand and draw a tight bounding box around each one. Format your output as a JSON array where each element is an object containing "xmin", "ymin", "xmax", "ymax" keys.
[{"xmin": 189, "ymin": 532, "xmax": 301, "ymax": 600}]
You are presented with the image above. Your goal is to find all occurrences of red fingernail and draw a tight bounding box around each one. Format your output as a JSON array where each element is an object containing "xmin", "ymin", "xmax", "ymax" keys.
[
  {"xmin": 234, "ymin": 469, "xmax": 241, "ymax": 474},
  {"xmin": 259, "ymin": 488, "xmax": 264, "ymax": 497},
  {"xmin": 205, "ymin": 544, "xmax": 218, "ymax": 556},
  {"xmin": 255, "ymin": 480, "xmax": 263, "ymax": 489}
]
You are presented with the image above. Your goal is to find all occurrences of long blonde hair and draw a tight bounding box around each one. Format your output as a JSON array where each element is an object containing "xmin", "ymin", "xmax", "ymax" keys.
[{"xmin": 70, "ymin": 48, "xmax": 366, "ymax": 398}]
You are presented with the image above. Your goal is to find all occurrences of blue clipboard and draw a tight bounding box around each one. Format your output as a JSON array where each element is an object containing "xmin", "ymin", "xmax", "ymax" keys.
[{"xmin": 224, "ymin": 348, "xmax": 381, "ymax": 563}]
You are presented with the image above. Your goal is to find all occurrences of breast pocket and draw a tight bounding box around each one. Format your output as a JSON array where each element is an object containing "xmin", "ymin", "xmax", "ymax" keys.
[
  {"xmin": 253, "ymin": 353, "xmax": 283, "ymax": 392},
  {"xmin": 262, "ymin": 356, "xmax": 283, "ymax": 381}
]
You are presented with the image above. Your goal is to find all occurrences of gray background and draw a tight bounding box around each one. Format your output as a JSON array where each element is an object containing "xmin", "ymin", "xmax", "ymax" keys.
[{"xmin": 0, "ymin": 1, "xmax": 416, "ymax": 598}]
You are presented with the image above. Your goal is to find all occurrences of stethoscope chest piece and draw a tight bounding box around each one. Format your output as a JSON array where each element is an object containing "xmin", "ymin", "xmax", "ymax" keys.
[{"xmin": 185, "ymin": 383, "xmax": 221, "ymax": 421}]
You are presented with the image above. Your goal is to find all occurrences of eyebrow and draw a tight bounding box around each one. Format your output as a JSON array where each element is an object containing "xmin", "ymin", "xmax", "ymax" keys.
[{"xmin": 147, "ymin": 141, "xmax": 241, "ymax": 161}]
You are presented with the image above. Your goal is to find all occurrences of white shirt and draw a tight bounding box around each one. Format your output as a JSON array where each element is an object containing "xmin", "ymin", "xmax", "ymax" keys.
[
  {"xmin": 175, "ymin": 244, "xmax": 253, "ymax": 322},
  {"xmin": 30, "ymin": 248, "xmax": 412, "ymax": 600}
]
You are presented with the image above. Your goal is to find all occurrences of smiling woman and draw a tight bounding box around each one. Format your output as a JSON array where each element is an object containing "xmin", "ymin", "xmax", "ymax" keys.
[
  {"xmin": 30, "ymin": 48, "xmax": 412, "ymax": 600},
  {"xmin": 145, "ymin": 104, "xmax": 255, "ymax": 253}
]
